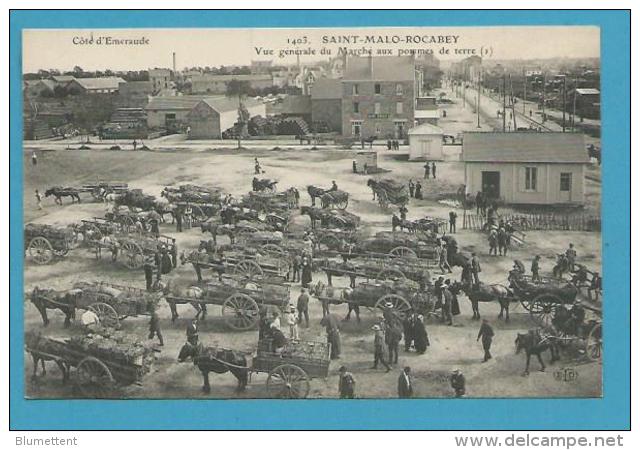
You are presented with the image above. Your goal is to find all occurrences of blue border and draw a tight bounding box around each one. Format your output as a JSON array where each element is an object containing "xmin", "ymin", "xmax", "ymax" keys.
[{"xmin": 9, "ymin": 10, "xmax": 630, "ymax": 430}]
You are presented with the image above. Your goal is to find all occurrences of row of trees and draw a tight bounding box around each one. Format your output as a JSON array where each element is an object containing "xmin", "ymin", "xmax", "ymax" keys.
[{"xmin": 24, "ymin": 67, "xmax": 149, "ymax": 82}]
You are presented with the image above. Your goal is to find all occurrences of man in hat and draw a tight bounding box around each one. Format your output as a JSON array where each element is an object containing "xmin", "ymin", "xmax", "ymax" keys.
[
  {"xmin": 568, "ymin": 300, "xmax": 586, "ymax": 336},
  {"xmin": 471, "ymin": 253, "xmax": 481, "ymax": 285},
  {"xmin": 403, "ymin": 312, "xmax": 417, "ymax": 352},
  {"xmin": 397, "ymin": 366, "xmax": 414, "ymax": 398},
  {"xmin": 450, "ymin": 369, "xmax": 466, "ymax": 397},
  {"xmin": 408, "ymin": 179, "xmax": 415, "ymax": 198},
  {"xmin": 477, "ymin": 319, "xmax": 495, "ymax": 362},
  {"xmin": 449, "ymin": 210, "xmax": 458, "ymax": 234},
  {"xmin": 148, "ymin": 306, "xmax": 164, "ymax": 346},
  {"xmin": 565, "ymin": 243, "xmax": 577, "ymax": 272},
  {"xmin": 338, "ymin": 366, "xmax": 356, "ymax": 399},
  {"xmin": 531, "ymin": 255, "xmax": 542, "ymax": 282},
  {"xmin": 301, "ymin": 257, "xmax": 313, "ymax": 288},
  {"xmin": 431, "ymin": 162, "xmax": 437, "ymax": 179},
  {"xmin": 144, "ymin": 256, "xmax": 156, "ymax": 291},
  {"xmin": 186, "ymin": 319, "xmax": 199, "ymax": 345},
  {"xmin": 329, "ymin": 180, "xmax": 338, "ymax": 192},
  {"xmin": 439, "ymin": 242, "xmax": 452, "ymax": 274},
  {"xmin": 321, "ymin": 313, "xmax": 341, "ymax": 360},
  {"xmin": 588, "ymin": 272, "xmax": 602, "ymax": 302},
  {"xmin": 441, "ymin": 282, "xmax": 454, "ymax": 326},
  {"xmin": 296, "ymin": 288, "xmax": 310, "ymax": 327},
  {"xmin": 423, "ymin": 162, "xmax": 431, "ymax": 179},
  {"xmin": 371, "ymin": 324, "xmax": 391, "ymax": 372},
  {"xmin": 399, "ymin": 205, "xmax": 408, "ymax": 221}
]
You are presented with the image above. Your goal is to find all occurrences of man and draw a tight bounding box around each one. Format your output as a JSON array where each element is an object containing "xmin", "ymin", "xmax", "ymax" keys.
[
  {"xmin": 254, "ymin": 157, "xmax": 261, "ymax": 174},
  {"xmin": 431, "ymin": 162, "xmax": 437, "ymax": 179},
  {"xmin": 291, "ymin": 254, "xmax": 302, "ymax": 283},
  {"xmin": 475, "ymin": 191, "xmax": 484, "ymax": 215},
  {"xmin": 413, "ymin": 315, "xmax": 430, "ymax": 354},
  {"xmin": 321, "ymin": 313, "xmax": 341, "ymax": 360},
  {"xmin": 175, "ymin": 207, "xmax": 183, "ymax": 232},
  {"xmin": 371, "ymin": 325, "xmax": 391, "ymax": 372},
  {"xmin": 441, "ymin": 283, "xmax": 454, "ymax": 326},
  {"xmin": 434, "ymin": 276, "xmax": 445, "ymax": 307},
  {"xmin": 471, "ymin": 253, "xmax": 481, "ymax": 284},
  {"xmin": 439, "ymin": 242, "xmax": 452, "ymax": 274},
  {"xmin": 449, "ymin": 210, "xmax": 457, "ymax": 233},
  {"xmin": 403, "ymin": 312, "xmax": 416, "ymax": 352},
  {"xmin": 296, "ymin": 288, "xmax": 310, "ymax": 328},
  {"xmin": 387, "ymin": 139, "xmax": 392, "ymax": 150},
  {"xmin": 148, "ymin": 307, "xmax": 164, "ymax": 346},
  {"xmin": 566, "ymin": 243, "xmax": 577, "ymax": 271},
  {"xmin": 132, "ymin": 139, "xmax": 138, "ymax": 151},
  {"xmin": 399, "ymin": 205, "xmax": 408, "ymax": 221},
  {"xmin": 414, "ymin": 181, "xmax": 423, "ymax": 200},
  {"xmin": 423, "ymin": 162, "xmax": 431, "ymax": 179},
  {"xmin": 589, "ymin": 272, "xmax": 602, "ymax": 302},
  {"xmin": 35, "ymin": 189, "xmax": 43, "ymax": 210},
  {"xmin": 569, "ymin": 300, "xmax": 586, "ymax": 336},
  {"xmin": 143, "ymin": 257, "xmax": 155, "ymax": 291},
  {"xmin": 329, "ymin": 180, "xmax": 338, "ymax": 192},
  {"xmin": 301, "ymin": 257, "xmax": 313, "ymax": 288},
  {"xmin": 477, "ymin": 319, "xmax": 495, "ymax": 362},
  {"xmin": 149, "ymin": 217, "xmax": 160, "ymax": 237},
  {"xmin": 397, "ymin": 367, "xmax": 414, "ymax": 398},
  {"xmin": 270, "ymin": 324, "xmax": 287, "ymax": 354},
  {"xmin": 450, "ymin": 369, "xmax": 466, "ymax": 397},
  {"xmin": 31, "ymin": 152, "xmax": 38, "ymax": 166},
  {"xmin": 186, "ymin": 319, "xmax": 199, "ymax": 345},
  {"xmin": 408, "ymin": 179, "xmax": 415, "ymax": 198},
  {"xmin": 338, "ymin": 366, "xmax": 356, "ymax": 399},
  {"xmin": 531, "ymin": 255, "xmax": 542, "ymax": 282}
]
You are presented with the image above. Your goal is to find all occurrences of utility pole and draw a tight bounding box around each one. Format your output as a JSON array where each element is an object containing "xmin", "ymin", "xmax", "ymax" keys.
[
  {"xmin": 477, "ymin": 69, "xmax": 482, "ymax": 128},
  {"xmin": 541, "ymin": 72, "xmax": 546, "ymax": 120},
  {"xmin": 462, "ymin": 74, "xmax": 466, "ymax": 109},
  {"xmin": 562, "ymin": 75, "xmax": 567, "ymax": 132},
  {"xmin": 572, "ymin": 76, "xmax": 578, "ymax": 130},
  {"xmin": 502, "ymin": 73, "xmax": 506, "ymax": 132},
  {"xmin": 523, "ymin": 68, "xmax": 527, "ymax": 115},
  {"xmin": 509, "ymin": 74, "xmax": 517, "ymax": 131}
]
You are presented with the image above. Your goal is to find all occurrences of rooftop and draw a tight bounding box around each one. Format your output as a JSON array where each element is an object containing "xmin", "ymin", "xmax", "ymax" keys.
[
  {"xmin": 343, "ymin": 56, "xmax": 415, "ymax": 82},
  {"xmin": 310, "ymin": 78, "xmax": 342, "ymax": 100},
  {"xmin": 408, "ymin": 123, "xmax": 443, "ymax": 135},
  {"xmin": 71, "ymin": 77, "xmax": 126, "ymax": 90},
  {"xmin": 462, "ymin": 132, "xmax": 589, "ymax": 164}
]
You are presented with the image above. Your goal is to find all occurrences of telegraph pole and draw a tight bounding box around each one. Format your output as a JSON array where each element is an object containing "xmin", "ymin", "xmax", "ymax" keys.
[
  {"xmin": 541, "ymin": 72, "xmax": 546, "ymax": 120},
  {"xmin": 562, "ymin": 75, "xmax": 567, "ymax": 132},
  {"xmin": 523, "ymin": 68, "xmax": 527, "ymax": 115},
  {"xmin": 502, "ymin": 73, "xmax": 506, "ymax": 132},
  {"xmin": 477, "ymin": 69, "xmax": 482, "ymax": 128},
  {"xmin": 572, "ymin": 77, "xmax": 578, "ymax": 130}
]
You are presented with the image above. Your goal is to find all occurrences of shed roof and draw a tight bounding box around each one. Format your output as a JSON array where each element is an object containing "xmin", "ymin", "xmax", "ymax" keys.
[
  {"xmin": 408, "ymin": 123, "xmax": 444, "ymax": 135},
  {"xmin": 52, "ymin": 75, "xmax": 76, "ymax": 83},
  {"xmin": 71, "ymin": 77, "xmax": 126, "ymax": 90},
  {"xmin": 146, "ymin": 95, "xmax": 217, "ymax": 111},
  {"xmin": 343, "ymin": 56, "xmax": 414, "ymax": 81},
  {"xmin": 462, "ymin": 132, "xmax": 589, "ymax": 164},
  {"xmin": 198, "ymin": 96, "xmax": 262, "ymax": 113}
]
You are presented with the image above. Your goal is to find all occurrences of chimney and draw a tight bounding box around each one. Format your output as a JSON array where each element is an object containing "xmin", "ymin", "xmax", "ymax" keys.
[
  {"xmin": 172, "ymin": 52, "xmax": 176, "ymax": 73},
  {"xmin": 368, "ymin": 53, "xmax": 374, "ymax": 78}
]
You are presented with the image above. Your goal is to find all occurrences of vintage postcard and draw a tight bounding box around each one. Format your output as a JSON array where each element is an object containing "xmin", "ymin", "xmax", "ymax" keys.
[{"xmin": 20, "ymin": 25, "xmax": 605, "ymax": 402}]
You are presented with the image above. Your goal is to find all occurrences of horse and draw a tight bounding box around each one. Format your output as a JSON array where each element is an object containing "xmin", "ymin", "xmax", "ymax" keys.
[
  {"xmin": 44, "ymin": 187, "xmax": 81, "ymax": 205},
  {"xmin": 161, "ymin": 279, "xmax": 208, "ymax": 322},
  {"xmin": 178, "ymin": 342, "xmax": 249, "ymax": 393},
  {"xmin": 29, "ymin": 287, "xmax": 80, "ymax": 327},
  {"xmin": 153, "ymin": 197, "xmax": 176, "ymax": 224},
  {"xmin": 25, "ymin": 331, "xmax": 70, "ymax": 383},
  {"xmin": 252, "ymin": 177, "xmax": 278, "ymax": 192},
  {"xmin": 451, "ymin": 281, "xmax": 513, "ymax": 321},
  {"xmin": 553, "ymin": 254, "xmax": 572, "ymax": 279},
  {"xmin": 515, "ymin": 330, "xmax": 560, "ymax": 376},
  {"xmin": 391, "ymin": 215, "xmax": 417, "ymax": 233},
  {"xmin": 307, "ymin": 185, "xmax": 326, "ymax": 207},
  {"xmin": 320, "ymin": 190, "xmax": 348, "ymax": 209},
  {"xmin": 366, "ymin": 179, "xmax": 379, "ymax": 200},
  {"xmin": 300, "ymin": 206, "xmax": 326, "ymax": 229}
]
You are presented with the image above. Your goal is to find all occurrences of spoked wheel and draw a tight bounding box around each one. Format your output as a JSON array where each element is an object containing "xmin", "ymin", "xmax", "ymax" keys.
[
  {"xmin": 119, "ymin": 216, "xmax": 136, "ymax": 233},
  {"xmin": 376, "ymin": 268, "xmax": 407, "ymax": 282},
  {"xmin": 222, "ymin": 293, "xmax": 260, "ymax": 331},
  {"xmin": 266, "ymin": 364, "xmax": 310, "ymax": 398},
  {"xmin": 76, "ymin": 357, "xmax": 115, "ymax": 398},
  {"xmin": 375, "ymin": 294, "xmax": 412, "ymax": 320},
  {"xmin": 260, "ymin": 243, "xmax": 287, "ymax": 258},
  {"xmin": 119, "ymin": 241, "xmax": 144, "ymax": 269},
  {"xmin": 88, "ymin": 302, "xmax": 120, "ymax": 328},
  {"xmin": 28, "ymin": 237, "xmax": 54, "ymax": 264},
  {"xmin": 585, "ymin": 323, "xmax": 602, "ymax": 361},
  {"xmin": 190, "ymin": 205, "xmax": 205, "ymax": 223},
  {"xmin": 389, "ymin": 246, "xmax": 417, "ymax": 259},
  {"xmin": 233, "ymin": 259, "xmax": 264, "ymax": 280},
  {"xmin": 317, "ymin": 234, "xmax": 342, "ymax": 253},
  {"xmin": 336, "ymin": 197, "xmax": 349, "ymax": 210},
  {"xmin": 528, "ymin": 294, "xmax": 560, "ymax": 326}
]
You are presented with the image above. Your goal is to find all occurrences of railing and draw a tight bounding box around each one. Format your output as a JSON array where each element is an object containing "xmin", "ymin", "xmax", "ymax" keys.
[{"xmin": 462, "ymin": 212, "xmax": 601, "ymax": 232}]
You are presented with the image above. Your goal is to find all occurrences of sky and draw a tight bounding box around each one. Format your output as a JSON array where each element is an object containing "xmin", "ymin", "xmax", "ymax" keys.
[{"xmin": 22, "ymin": 26, "xmax": 600, "ymax": 73}]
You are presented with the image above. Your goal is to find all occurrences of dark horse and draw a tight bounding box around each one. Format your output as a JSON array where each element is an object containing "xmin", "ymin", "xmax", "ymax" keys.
[
  {"xmin": 45, "ymin": 187, "xmax": 81, "ymax": 205},
  {"xmin": 252, "ymin": 177, "xmax": 278, "ymax": 192},
  {"xmin": 178, "ymin": 342, "xmax": 249, "ymax": 393},
  {"xmin": 25, "ymin": 331, "xmax": 70, "ymax": 383},
  {"xmin": 552, "ymin": 254, "xmax": 572, "ymax": 279},
  {"xmin": 29, "ymin": 286, "xmax": 80, "ymax": 327},
  {"xmin": 451, "ymin": 281, "xmax": 513, "ymax": 321},
  {"xmin": 515, "ymin": 330, "xmax": 560, "ymax": 376},
  {"xmin": 306, "ymin": 185, "xmax": 326, "ymax": 207}
]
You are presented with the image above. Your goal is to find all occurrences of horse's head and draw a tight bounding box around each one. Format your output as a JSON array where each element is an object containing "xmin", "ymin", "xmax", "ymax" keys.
[
  {"xmin": 367, "ymin": 179, "xmax": 375, "ymax": 188},
  {"xmin": 178, "ymin": 342, "xmax": 198, "ymax": 362},
  {"xmin": 515, "ymin": 333, "xmax": 526, "ymax": 354},
  {"xmin": 44, "ymin": 188, "xmax": 54, "ymax": 197}
]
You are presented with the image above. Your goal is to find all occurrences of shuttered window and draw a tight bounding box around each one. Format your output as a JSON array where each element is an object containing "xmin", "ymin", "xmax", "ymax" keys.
[
  {"xmin": 525, "ymin": 167, "xmax": 537, "ymax": 191},
  {"xmin": 560, "ymin": 173, "xmax": 572, "ymax": 191}
]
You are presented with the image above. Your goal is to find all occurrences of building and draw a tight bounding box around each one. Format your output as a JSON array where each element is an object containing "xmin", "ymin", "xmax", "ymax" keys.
[
  {"xmin": 414, "ymin": 96, "xmax": 440, "ymax": 126},
  {"xmin": 462, "ymin": 132, "xmax": 589, "ymax": 205},
  {"xmin": 23, "ymin": 79, "xmax": 55, "ymax": 97},
  {"xmin": 66, "ymin": 77, "xmax": 126, "ymax": 95},
  {"xmin": 118, "ymin": 81, "xmax": 154, "ymax": 107},
  {"xmin": 310, "ymin": 78, "xmax": 343, "ymax": 133},
  {"xmin": 186, "ymin": 97, "xmax": 266, "ymax": 139},
  {"xmin": 573, "ymin": 88, "xmax": 601, "ymax": 120},
  {"xmin": 251, "ymin": 60, "xmax": 273, "ymax": 73},
  {"xmin": 51, "ymin": 75, "xmax": 76, "ymax": 86},
  {"xmin": 341, "ymin": 55, "xmax": 416, "ymax": 139},
  {"xmin": 190, "ymin": 74, "xmax": 273, "ymax": 94},
  {"xmin": 146, "ymin": 95, "xmax": 210, "ymax": 129},
  {"xmin": 267, "ymin": 95, "xmax": 312, "ymax": 124},
  {"xmin": 408, "ymin": 123, "xmax": 444, "ymax": 161},
  {"xmin": 149, "ymin": 68, "xmax": 173, "ymax": 93}
]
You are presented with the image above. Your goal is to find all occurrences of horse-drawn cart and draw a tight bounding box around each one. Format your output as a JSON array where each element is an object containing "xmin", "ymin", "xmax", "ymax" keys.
[
  {"xmin": 24, "ymin": 223, "xmax": 77, "ymax": 265},
  {"xmin": 318, "ymin": 256, "xmax": 432, "ymax": 285},
  {"xmin": 164, "ymin": 278, "xmax": 291, "ymax": 331},
  {"xmin": 91, "ymin": 233, "xmax": 176, "ymax": 270},
  {"xmin": 79, "ymin": 181, "xmax": 129, "ymax": 201},
  {"xmin": 25, "ymin": 329, "xmax": 157, "ymax": 397},
  {"xmin": 368, "ymin": 178, "xmax": 409, "ymax": 209}
]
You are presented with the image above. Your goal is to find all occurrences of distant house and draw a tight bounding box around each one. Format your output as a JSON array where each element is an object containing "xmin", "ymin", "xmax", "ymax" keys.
[
  {"xmin": 187, "ymin": 96, "xmax": 266, "ymax": 139},
  {"xmin": 573, "ymin": 88, "xmax": 601, "ymax": 120},
  {"xmin": 146, "ymin": 95, "xmax": 210, "ymax": 129},
  {"xmin": 311, "ymin": 78, "xmax": 342, "ymax": 133},
  {"xmin": 462, "ymin": 132, "xmax": 589, "ymax": 205},
  {"xmin": 51, "ymin": 75, "xmax": 76, "ymax": 86},
  {"xmin": 66, "ymin": 77, "xmax": 126, "ymax": 94},
  {"xmin": 267, "ymin": 95, "xmax": 311, "ymax": 124},
  {"xmin": 408, "ymin": 123, "xmax": 444, "ymax": 161},
  {"xmin": 190, "ymin": 74, "xmax": 273, "ymax": 94},
  {"xmin": 414, "ymin": 96, "xmax": 440, "ymax": 126},
  {"xmin": 149, "ymin": 68, "xmax": 173, "ymax": 93},
  {"xmin": 23, "ymin": 79, "xmax": 55, "ymax": 97}
]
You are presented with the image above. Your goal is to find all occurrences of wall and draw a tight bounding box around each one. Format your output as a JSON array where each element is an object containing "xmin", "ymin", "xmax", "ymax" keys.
[
  {"xmin": 408, "ymin": 134, "xmax": 443, "ymax": 161},
  {"xmin": 341, "ymin": 80, "xmax": 414, "ymax": 138},
  {"xmin": 147, "ymin": 108, "xmax": 191, "ymax": 128},
  {"xmin": 311, "ymin": 98, "xmax": 342, "ymax": 133},
  {"xmin": 187, "ymin": 103, "xmax": 221, "ymax": 139},
  {"xmin": 465, "ymin": 162, "xmax": 586, "ymax": 205}
]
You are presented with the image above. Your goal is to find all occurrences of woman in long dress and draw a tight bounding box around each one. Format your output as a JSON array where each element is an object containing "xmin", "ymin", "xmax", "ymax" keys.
[
  {"xmin": 301, "ymin": 257, "xmax": 313, "ymax": 288},
  {"xmin": 413, "ymin": 315, "xmax": 430, "ymax": 354}
]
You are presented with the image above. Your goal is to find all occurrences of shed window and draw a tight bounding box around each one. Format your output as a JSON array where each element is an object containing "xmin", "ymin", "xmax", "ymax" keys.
[
  {"xmin": 396, "ymin": 83, "xmax": 404, "ymax": 95},
  {"xmin": 525, "ymin": 167, "xmax": 538, "ymax": 191},
  {"xmin": 560, "ymin": 172, "xmax": 572, "ymax": 192},
  {"xmin": 352, "ymin": 84, "xmax": 359, "ymax": 95},
  {"xmin": 353, "ymin": 102, "xmax": 360, "ymax": 113},
  {"xmin": 375, "ymin": 83, "xmax": 381, "ymax": 94}
]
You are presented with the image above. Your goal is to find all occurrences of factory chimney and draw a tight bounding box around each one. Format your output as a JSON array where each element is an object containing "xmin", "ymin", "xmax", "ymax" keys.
[{"xmin": 172, "ymin": 52, "xmax": 176, "ymax": 73}]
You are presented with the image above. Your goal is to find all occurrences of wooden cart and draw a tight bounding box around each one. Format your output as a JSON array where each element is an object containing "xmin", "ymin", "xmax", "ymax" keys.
[{"xmin": 24, "ymin": 223, "xmax": 77, "ymax": 265}]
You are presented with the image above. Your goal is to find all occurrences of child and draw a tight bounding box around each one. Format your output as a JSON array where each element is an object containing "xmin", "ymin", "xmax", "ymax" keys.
[{"xmin": 286, "ymin": 306, "xmax": 299, "ymax": 340}]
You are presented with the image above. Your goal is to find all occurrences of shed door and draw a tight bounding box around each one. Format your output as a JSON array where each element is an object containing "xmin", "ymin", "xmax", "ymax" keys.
[
  {"xmin": 421, "ymin": 139, "xmax": 431, "ymax": 158},
  {"xmin": 482, "ymin": 171, "xmax": 500, "ymax": 200}
]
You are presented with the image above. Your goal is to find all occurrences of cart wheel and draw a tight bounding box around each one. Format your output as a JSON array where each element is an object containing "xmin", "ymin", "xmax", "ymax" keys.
[
  {"xmin": 119, "ymin": 216, "xmax": 136, "ymax": 233},
  {"xmin": 377, "ymin": 190, "xmax": 389, "ymax": 209},
  {"xmin": 376, "ymin": 294, "xmax": 412, "ymax": 319},
  {"xmin": 120, "ymin": 241, "xmax": 144, "ymax": 269},
  {"xmin": 317, "ymin": 234, "xmax": 342, "ymax": 253},
  {"xmin": 528, "ymin": 294, "xmax": 560, "ymax": 326},
  {"xmin": 260, "ymin": 243, "xmax": 287, "ymax": 258},
  {"xmin": 222, "ymin": 293, "xmax": 259, "ymax": 330},
  {"xmin": 389, "ymin": 246, "xmax": 417, "ymax": 259},
  {"xmin": 28, "ymin": 237, "xmax": 54, "ymax": 264},
  {"xmin": 76, "ymin": 356, "xmax": 115, "ymax": 398},
  {"xmin": 233, "ymin": 259, "xmax": 264, "ymax": 280},
  {"xmin": 336, "ymin": 197, "xmax": 349, "ymax": 210},
  {"xmin": 585, "ymin": 323, "xmax": 602, "ymax": 361},
  {"xmin": 376, "ymin": 268, "xmax": 407, "ymax": 281},
  {"xmin": 88, "ymin": 302, "xmax": 120, "ymax": 328},
  {"xmin": 267, "ymin": 364, "xmax": 310, "ymax": 398}
]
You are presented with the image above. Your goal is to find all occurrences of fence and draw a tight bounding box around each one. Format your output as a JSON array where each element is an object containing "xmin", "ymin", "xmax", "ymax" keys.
[{"xmin": 462, "ymin": 212, "xmax": 601, "ymax": 232}]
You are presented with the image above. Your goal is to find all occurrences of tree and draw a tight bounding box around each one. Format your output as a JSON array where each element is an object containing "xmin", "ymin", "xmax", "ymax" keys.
[
  {"xmin": 225, "ymin": 79, "xmax": 253, "ymax": 149},
  {"xmin": 73, "ymin": 66, "xmax": 84, "ymax": 75}
]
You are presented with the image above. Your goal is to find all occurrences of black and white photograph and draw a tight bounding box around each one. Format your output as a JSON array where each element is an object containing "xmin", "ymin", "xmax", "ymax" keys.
[{"xmin": 21, "ymin": 25, "xmax": 603, "ymax": 400}]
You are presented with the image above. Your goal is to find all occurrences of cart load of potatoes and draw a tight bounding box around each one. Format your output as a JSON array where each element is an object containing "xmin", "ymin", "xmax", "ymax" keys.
[
  {"xmin": 353, "ymin": 231, "xmax": 439, "ymax": 261},
  {"xmin": 115, "ymin": 189, "xmax": 157, "ymax": 211},
  {"xmin": 162, "ymin": 184, "xmax": 223, "ymax": 204},
  {"xmin": 24, "ymin": 223, "xmax": 77, "ymax": 264},
  {"xmin": 242, "ymin": 188, "xmax": 298, "ymax": 212},
  {"xmin": 368, "ymin": 178, "xmax": 409, "ymax": 209}
]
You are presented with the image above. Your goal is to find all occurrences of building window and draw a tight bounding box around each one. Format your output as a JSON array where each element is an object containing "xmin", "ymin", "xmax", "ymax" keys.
[
  {"xmin": 396, "ymin": 102, "xmax": 403, "ymax": 114},
  {"xmin": 376, "ymin": 124, "xmax": 381, "ymax": 135},
  {"xmin": 396, "ymin": 83, "xmax": 403, "ymax": 95},
  {"xmin": 374, "ymin": 103, "xmax": 381, "ymax": 114},
  {"xmin": 353, "ymin": 102, "xmax": 360, "ymax": 113},
  {"xmin": 352, "ymin": 84, "xmax": 359, "ymax": 95},
  {"xmin": 375, "ymin": 83, "xmax": 381, "ymax": 94},
  {"xmin": 525, "ymin": 167, "xmax": 538, "ymax": 191},
  {"xmin": 351, "ymin": 121, "xmax": 362, "ymax": 137},
  {"xmin": 560, "ymin": 172, "xmax": 572, "ymax": 192}
]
